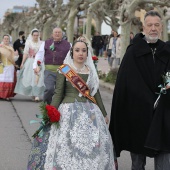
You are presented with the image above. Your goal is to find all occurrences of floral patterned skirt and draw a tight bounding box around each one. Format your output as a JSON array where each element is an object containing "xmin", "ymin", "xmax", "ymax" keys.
[
  {"xmin": 0, "ymin": 65, "xmax": 16, "ymax": 98},
  {"xmin": 27, "ymin": 101, "xmax": 115, "ymax": 170}
]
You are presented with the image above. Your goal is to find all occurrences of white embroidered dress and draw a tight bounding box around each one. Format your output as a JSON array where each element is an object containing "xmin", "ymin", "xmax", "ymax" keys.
[
  {"xmin": 27, "ymin": 43, "xmax": 115, "ymax": 170},
  {"xmin": 27, "ymin": 73, "xmax": 115, "ymax": 170},
  {"xmin": 14, "ymin": 40, "xmax": 45, "ymax": 97}
]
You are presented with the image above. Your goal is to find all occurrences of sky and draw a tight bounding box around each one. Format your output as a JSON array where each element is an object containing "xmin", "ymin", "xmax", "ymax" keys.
[{"xmin": 0, "ymin": 0, "xmax": 36, "ymax": 21}]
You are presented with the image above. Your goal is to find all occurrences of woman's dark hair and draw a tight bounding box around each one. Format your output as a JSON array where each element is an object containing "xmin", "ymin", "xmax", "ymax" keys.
[
  {"xmin": 70, "ymin": 40, "xmax": 88, "ymax": 59},
  {"xmin": 31, "ymin": 30, "xmax": 39, "ymax": 35},
  {"xmin": 19, "ymin": 31, "xmax": 24, "ymax": 36}
]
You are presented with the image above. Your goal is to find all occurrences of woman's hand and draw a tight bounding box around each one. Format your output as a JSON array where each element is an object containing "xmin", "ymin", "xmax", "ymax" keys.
[
  {"xmin": 20, "ymin": 63, "xmax": 24, "ymax": 69},
  {"xmin": 105, "ymin": 115, "xmax": 109, "ymax": 124},
  {"xmin": 14, "ymin": 50, "xmax": 18, "ymax": 56}
]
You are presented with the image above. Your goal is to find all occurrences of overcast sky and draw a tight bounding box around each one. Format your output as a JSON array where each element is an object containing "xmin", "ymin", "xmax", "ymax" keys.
[{"xmin": 0, "ymin": 0, "xmax": 36, "ymax": 21}]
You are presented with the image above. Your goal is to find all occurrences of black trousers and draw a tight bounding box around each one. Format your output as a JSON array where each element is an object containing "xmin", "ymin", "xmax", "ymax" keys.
[
  {"xmin": 130, "ymin": 152, "xmax": 170, "ymax": 170},
  {"xmin": 94, "ymin": 46, "xmax": 100, "ymax": 57},
  {"xmin": 43, "ymin": 70, "xmax": 56, "ymax": 104}
]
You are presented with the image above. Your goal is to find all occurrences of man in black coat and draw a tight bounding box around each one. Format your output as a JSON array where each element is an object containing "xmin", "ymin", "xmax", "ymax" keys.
[
  {"xmin": 92, "ymin": 32, "xmax": 104, "ymax": 57},
  {"xmin": 109, "ymin": 10, "xmax": 170, "ymax": 170},
  {"xmin": 13, "ymin": 31, "xmax": 25, "ymax": 69}
]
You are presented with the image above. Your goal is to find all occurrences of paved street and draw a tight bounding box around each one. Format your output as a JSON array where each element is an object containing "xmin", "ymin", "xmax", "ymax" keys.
[
  {"xmin": 97, "ymin": 56, "xmax": 110, "ymax": 74},
  {"xmin": 0, "ymin": 97, "xmax": 31, "ymax": 170},
  {"xmin": 0, "ymin": 84, "xmax": 154, "ymax": 170}
]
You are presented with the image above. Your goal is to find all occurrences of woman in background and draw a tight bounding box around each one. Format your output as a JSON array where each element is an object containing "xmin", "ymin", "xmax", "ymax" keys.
[
  {"xmin": 0, "ymin": 35, "xmax": 18, "ymax": 100},
  {"xmin": 108, "ymin": 31, "xmax": 118, "ymax": 69},
  {"xmin": 115, "ymin": 34, "xmax": 121, "ymax": 67},
  {"xmin": 14, "ymin": 29, "xmax": 45, "ymax": 102}
]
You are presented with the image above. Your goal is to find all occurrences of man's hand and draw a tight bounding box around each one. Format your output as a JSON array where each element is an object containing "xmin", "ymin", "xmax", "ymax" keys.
[
  {"xmin": 15, "ymin": 64, "xmax": 19, "ymax": 68},
  {"xmin": 105, "ymin": 115, "xmax": 109, "ymax": 124},
  {"xmin": 166, "ymin": 83, "xmax": 170, "ymax": 89},
  {"xmin": 34, "ymin": 68, "xmax": 39, "ymax": 75}
]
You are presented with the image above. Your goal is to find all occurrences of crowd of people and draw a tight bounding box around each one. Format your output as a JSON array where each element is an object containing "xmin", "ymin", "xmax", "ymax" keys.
[
  {"xmin": 92, "ymin": 29, "xmax": 134, "ymax": 70},
  {"xmin": 0, "ymin": 26, "xmax": 132, "ymax": 102},
  {"xmin": 0, "ymin": 9, "xmax": 170, "ymax": 170}
]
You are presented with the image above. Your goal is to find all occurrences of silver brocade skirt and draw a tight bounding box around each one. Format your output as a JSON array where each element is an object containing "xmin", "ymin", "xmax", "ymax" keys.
[{"xmin": 27, "ymin": 100, "xmax": 115, "ymax": 170}]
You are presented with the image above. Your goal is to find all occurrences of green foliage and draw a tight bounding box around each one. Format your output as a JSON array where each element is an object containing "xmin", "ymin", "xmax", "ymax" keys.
[
  {"xmin": 168, "ymin": 33, "xmax": 170, "ymax": 41},
  {"xmin": 91, "ymin": 24, "xmax": 96, "ymax": 36},
  {"xmin": 79, "ymin": 26, "xmax": 83, "ymax": 35},
  {"xmin": 84, "ymin": 24, "xmax": 96, "ymax": 36},
  {"xmin": 39, "ymin": 102, "xmax": 49, "ymax": 123},
  {"xmin": 98, "ymin": 70, "xmax": 106, "ymax": 79},
  {"xmin": 98, "ymin": 68, "xmax": 118, "ymax": 84}
]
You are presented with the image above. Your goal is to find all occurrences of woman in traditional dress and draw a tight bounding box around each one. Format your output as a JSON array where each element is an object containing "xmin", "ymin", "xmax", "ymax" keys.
[
  {"xmin": 108, "ymin": 31, "xmax": 118, "ymax": 69},
  {"xmin": 14, "ymin": 29, "xmax": 45, "ymax": 102},
  {"xmin": 27, "ymin": 40, "xmax": 116, "ymax": 170},
  {"xmin": 0, "ymin": 35, "xmax": 18, "ymax": 100}
]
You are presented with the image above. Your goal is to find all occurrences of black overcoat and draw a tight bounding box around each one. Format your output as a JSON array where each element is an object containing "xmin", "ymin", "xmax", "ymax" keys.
[{"xmin": 109, "ymin": 33, "xmax": 170, "ymax": 157}]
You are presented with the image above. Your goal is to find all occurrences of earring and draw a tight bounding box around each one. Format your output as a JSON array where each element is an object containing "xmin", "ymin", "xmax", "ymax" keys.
[{"xmin": 70, "ymin": 49, "xmax": 73, "ymax": 59}]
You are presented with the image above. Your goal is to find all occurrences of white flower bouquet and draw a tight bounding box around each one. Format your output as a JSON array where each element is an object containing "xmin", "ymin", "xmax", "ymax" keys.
[{"xmin": 154, "ymin": 71, "xmax": 170, "ymax": 109}]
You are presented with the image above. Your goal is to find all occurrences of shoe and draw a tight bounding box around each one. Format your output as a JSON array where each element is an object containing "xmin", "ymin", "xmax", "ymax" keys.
[{"xmin": 35, "ymin": 97, "xmax": 40, "ymax": 102}]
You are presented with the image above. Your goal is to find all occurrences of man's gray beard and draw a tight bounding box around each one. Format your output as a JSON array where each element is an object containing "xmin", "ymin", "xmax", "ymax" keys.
[{"xmin": 145, "ymin": 35, "xmax": 158, "ymax": 43}]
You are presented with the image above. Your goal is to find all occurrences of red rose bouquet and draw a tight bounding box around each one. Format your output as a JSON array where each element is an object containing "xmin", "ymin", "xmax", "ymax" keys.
[
  {"xmin": 92, "ymin": 55, "xmax": 98, "ymax": 61},
  {"xmin": 31, "ymin": 102, "xmax": 60, "ymax": 138},
  {"xmin": 35, "ymin": 60, "xmax": 42, "ymax": 84},
  {"xmin": 37, "ymin": 60, "xmax": 41, "ymax": 66},
  {"xmin": 92, "ymin": 55, "xmax": 98, "ymax": 70},
  {"xmin": 46, "ymin": 105, "xmax": 60, "ymax": 123}
]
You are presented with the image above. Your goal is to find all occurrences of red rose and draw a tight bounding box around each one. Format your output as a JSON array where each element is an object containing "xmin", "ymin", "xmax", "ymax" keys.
[
  {"xmin": 37, "ymin": 60, "xmax": 41, "ymax": 66},
  {"xmin": 92, "ymin": 56, "xmax": 98, "ymax": 61},
  {"xmin": 45, "ymin": 105, "xmax": 60, "ymax": 123}
]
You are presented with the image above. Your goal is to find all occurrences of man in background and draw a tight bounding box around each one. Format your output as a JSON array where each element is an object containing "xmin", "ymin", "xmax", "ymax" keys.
[
  {"xmin": 92, "ymin": 32, "xmax": 104, "ymax": 57},
  {"xmin": 33, "ymin": 27, "xmax": 71, "ymax": 104},
  {"xmin": 13, "ymin": 31, "xmax": 26, "ymax": 69}
]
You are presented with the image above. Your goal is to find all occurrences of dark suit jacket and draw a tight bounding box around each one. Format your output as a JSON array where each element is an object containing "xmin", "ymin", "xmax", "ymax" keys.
[{"xmin": 109, "ymin": 33, "xmax": 170, "ymax": 157}]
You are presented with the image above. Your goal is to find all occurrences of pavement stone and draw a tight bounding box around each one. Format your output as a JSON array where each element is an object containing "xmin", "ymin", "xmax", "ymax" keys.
[
  {"xmin": 99, "ymin": 79, "xmax": 114, "ymax": 91},
  {"xmin": 97, "ymin": 56, "xmax": 110, "ymax": 74}
]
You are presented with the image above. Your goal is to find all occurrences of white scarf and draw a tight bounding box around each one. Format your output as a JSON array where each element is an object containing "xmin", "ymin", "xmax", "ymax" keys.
[{"xmin": 63, "ymin": 50, "xmax": 99, "ymax": 96}]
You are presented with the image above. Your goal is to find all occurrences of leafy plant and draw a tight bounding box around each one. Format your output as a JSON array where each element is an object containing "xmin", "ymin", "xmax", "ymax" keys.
[{"xmin": 98, "ymin": 68, "xmax": 118, "ymax": 84}]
